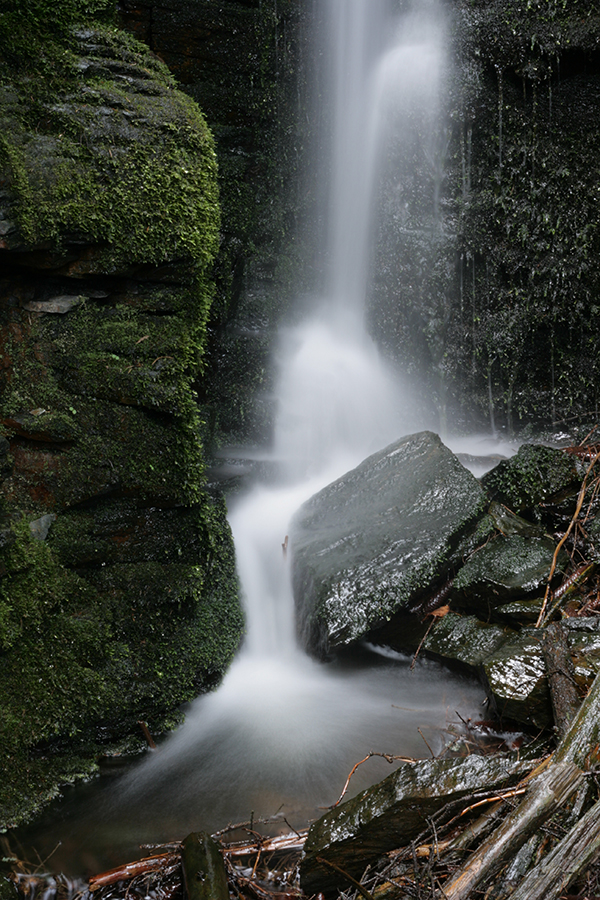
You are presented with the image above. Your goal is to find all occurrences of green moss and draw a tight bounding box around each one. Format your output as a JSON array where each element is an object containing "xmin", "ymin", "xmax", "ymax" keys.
[
  {"xmin": 0, "ymin": 494, "xmax": 242, "ymax": 829},
  {"xmin": 0, "ymin": 23, "xmax": 219, "ymax": 273},
  {"xmin": 0, "ymin": 8, "xmax": 244, "ymax": 829},
  {"xmin": 482, "ymin": 444, "xmax": 582, "ymax": 515}
]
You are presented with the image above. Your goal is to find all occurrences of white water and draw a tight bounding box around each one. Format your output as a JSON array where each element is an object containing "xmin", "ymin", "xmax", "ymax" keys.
[
  {"xmin": 100, "ymin": 0, "xmax": 484, "ymax": 841},
  {"xmin": 22, "ymin": 0, "xmax": 490, "ymax": 869}
]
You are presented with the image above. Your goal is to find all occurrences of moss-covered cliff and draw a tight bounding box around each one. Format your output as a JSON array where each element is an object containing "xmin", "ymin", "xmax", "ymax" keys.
[
  {"xmin": 118, "ymin": 0, "xmax": 306, "ymax": 455},
  {"xmin": 0, "ymin": 0, "xmax": 244, "ymax": 827}
]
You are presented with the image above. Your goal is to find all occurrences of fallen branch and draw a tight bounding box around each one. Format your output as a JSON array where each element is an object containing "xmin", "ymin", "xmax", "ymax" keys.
[
  {"xmin": 536, "ymin": 450, "xmax": 600, "ymax": 627},
  {"xmin": 315, "ymin": 856, "xmax": 376, "ymax": 900},
  {"xmin": 88, "ymin": 851, "xmax": 180, "ymax": 890},
  {"xmin": 541, "ymin": 621, "xmax": 580, "ymax": 742},
  {"xmin": 553, "ymin": 668, "xmax": 600, "ymax": 768},
  {"xmin": 439, "ymin": 761, "xmax": 583, "ymax": 900},
  {"xmin": 223, "ymin": 831, "xmax": 308, "ymax": 858},
  {"xmin": 508, "ymin": 796, "xmax": 600, "ymax": 900},
  {"xmin": 326, "ymin": 752, "xmax": 415, "ymax": 810}
]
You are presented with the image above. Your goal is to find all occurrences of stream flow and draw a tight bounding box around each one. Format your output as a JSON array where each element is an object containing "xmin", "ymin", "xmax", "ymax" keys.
[{"xmin": 19, "ymin": 0, "xmax": 486, "ymax": 871}]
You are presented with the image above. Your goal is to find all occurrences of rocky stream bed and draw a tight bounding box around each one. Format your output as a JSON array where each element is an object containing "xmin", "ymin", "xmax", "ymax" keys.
[{"xmin": 4, "ymin": 432, "xmax": 600, "ymax": 900}]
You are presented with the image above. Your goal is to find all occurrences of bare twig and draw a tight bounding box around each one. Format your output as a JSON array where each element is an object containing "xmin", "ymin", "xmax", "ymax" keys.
[
  {"xmin": 418, "ymin": 728, "xmax": 436, "ymax": 758},
  {"xmin": 326, "ymin": 751, "xmax": 415, "ymax": 810},
  {"xmin": 315, "ymin": 856, "xmax": 376, "ymax": 900},
  {"xmin": 410, "ymin": 616, "xmax": 436, "ymax": 670},
  {"xmin": 536, "ymin": 451, "xmax": 600, "ymax": 627}
]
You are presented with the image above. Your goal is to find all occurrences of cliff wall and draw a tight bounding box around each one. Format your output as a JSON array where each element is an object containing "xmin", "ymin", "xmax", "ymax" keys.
[{"xmin": 0, "ymin": 0, "xmax": 243, "ymax": 826}]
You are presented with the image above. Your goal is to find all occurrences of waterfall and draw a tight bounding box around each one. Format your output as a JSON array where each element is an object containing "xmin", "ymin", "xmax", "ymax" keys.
[{"xmin": 27, "ymin": 0, "xmax": 485, "ymax": 863}]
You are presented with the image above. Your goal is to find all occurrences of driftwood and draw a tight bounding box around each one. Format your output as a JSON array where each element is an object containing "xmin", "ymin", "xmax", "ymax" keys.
[
  {"xmin": 541, "ymin": 621, "xmax": 580, "ymax": 741},
  {"xmin": 439, "ymin": 761, "xmax": 583, "ymax": 900},
  {"xmin": 88, "ymin": 851, "xmax": 180, "ymax": 890},
  {"xmin": 441, "ymin": 670, "xmax": 600, "ymax": 899},
  {"xmin": 553, "ymin": 667, "xmax": 600, "ymax": 767},
  {"xmin": 223, "ymin": 830, "xmax": 308, "ymax": 858},
  {"xmin": 509, "ymin": 796, "xmax": 600, "ymax": 900}
]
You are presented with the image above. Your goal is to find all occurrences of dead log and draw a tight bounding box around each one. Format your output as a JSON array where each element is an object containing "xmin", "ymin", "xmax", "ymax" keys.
[
  {"xmin": 541, "ymin": 621, "xmax": 580, "ymax": 741},
  {"xmin": 181, "ymin": 832, "xmax": 229, "ymax": 900},
  {"xmin": 508, "ymin": 796, "xmax": 600, "ymax": 900},
  {"xmin": 553, "ymin": 668, "xmax": 600, "ymax": 768},
  {"xmin": 223, "ymin": 831, "xmax": 307, "ymax": 858},
  {"xmin": 439, "ymin": 761, "xmax": 583, "ymax": 900},
  {"xmin": 88, "ymin": 852, "xmax": 180, "ymax": 889},
  {"xmin": 440, "ymin": 671, "xmax": 600, "ymax": 899}
]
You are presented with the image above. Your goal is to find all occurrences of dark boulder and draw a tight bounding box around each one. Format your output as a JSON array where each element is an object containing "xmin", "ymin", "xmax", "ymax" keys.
[
  {"xmin": 290, "ymin": 431, "xmax": 488, "ymax": 657},
  {"xmin": 453, "ymin": 533, "xmax": 566, "ymax": 615},
  {"xmin": 481, "ymin": 444, "xmax": 582, "ymax": 517}
]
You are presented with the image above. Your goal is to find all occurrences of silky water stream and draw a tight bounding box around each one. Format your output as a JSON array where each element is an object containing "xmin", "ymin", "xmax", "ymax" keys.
[{"xmin": 15, "ymin": 0, "xmax": 490, "ymax": 874}]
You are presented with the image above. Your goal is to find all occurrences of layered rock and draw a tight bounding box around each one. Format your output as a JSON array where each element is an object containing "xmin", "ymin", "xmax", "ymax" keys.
[{"xmin": 0, "ymin": 4, "xmax": 243, "ymax": 826}]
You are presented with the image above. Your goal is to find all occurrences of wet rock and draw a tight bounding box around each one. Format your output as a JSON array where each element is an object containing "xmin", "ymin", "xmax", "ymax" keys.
[
  {"xmin": 453, "ymin": 534, "xmax": 564, "ymax": 615},
  {"xmin": 290, "ymin": 432, "xmax": 488, "ymax": 657},
  {"xmin": 481, "ymin": 629, "xmax": 551, "ymax": 730},
  {"xmin": 181, "ymin": 832, "xmax": 229, "ymax": 900},
  {"xmin": 488, "ymin": 501, "xmax": 545, "ymax": 538},
  {"xmin": 567, "ymin": 624, "xmax": 600, "ymax": 690},
  {"xmin": 423, "ymin": 611, "xmax": 515, "ymax": 670},
  {"xmin": 300, "ymin": 754, "xmax": 533, "ymax": 897},
  {"xmin": 494, "ymin": 597, "xmax": 546, "ymax": 627},
  {"xmin": 482, "ymin": 445, "xmax": 582, "ymax": 518},
  {"xmin": 22, "ymin": 295, "xmax": 83, "ymax": 314}
]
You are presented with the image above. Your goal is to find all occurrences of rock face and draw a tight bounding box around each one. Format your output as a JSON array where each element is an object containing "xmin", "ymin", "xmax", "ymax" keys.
[
  {"xmin": 0, "ymin": 3, "xmax": 243, "ymax": 826},
  {"xmin": 118, "ymin": 0, "xmax": 305, "ymax": 453},
  {"xmin": 370, "ymin": 0, "xmax": 600, "ymax": 432},
  {"xmin": 290, "ymin": 431, "xmax": 488, "ymax": 657}
]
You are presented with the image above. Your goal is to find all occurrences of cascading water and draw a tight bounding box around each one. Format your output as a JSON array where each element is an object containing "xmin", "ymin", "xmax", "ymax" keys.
[{"xmin": 20, "ymin": 0, "xmax": 487, "ymax": 869}]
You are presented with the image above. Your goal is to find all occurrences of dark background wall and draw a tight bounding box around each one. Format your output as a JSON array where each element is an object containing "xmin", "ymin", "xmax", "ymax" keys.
[{"xmin": 370, "ymin": 0, "xmax": 600, "ymax": 437}]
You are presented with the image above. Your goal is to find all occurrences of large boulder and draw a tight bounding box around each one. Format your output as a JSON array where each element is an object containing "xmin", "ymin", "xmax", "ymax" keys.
[
  {"xmin": 290, "ymin": 431, "xmax": 488, "ymax": 657},
  {"xmin": 0, "ymin": 2, "xmax": 243, "ymax": 827}
]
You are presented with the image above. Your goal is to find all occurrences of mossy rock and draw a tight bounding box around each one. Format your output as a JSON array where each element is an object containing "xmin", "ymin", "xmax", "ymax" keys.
[
  {"xmin": 0, "ymin": 3, "xmax": 244, "ymax": 827},
  {"xmin": 453, "ymin": 533, "xmax": 565, "ymax": 614},
  {"xmin": 482, "ymin": 444, "xmax": 582, "ymax": 517}
]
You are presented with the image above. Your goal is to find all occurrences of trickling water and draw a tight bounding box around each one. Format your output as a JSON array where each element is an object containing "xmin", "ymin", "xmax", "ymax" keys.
[{"xmin": 18, "ymin": 0, "xmax": 487, "ymax": 872}]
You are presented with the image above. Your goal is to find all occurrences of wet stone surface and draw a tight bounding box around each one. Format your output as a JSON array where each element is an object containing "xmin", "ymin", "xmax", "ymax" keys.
[
  {"xmin": 300, "ymin": 753, "xmax": 534, "ymax": 897},
  {"xmin": 290, "ymin": 431, "xmax": 488, "ymax": 657},
  {"xmin": 481, "ymin": 444, "xmax": 582, "ymax": 517},
  {"xmin": 481, "ymin": 629, "xmax": 551, "ymax": 730},
  {"xmin": 423, "ymin": 611, "xmax": 515, "ymax": 670},
  {"xmin": 453, "ymin": 533, "xmax": 565, "ymax": 614}
]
